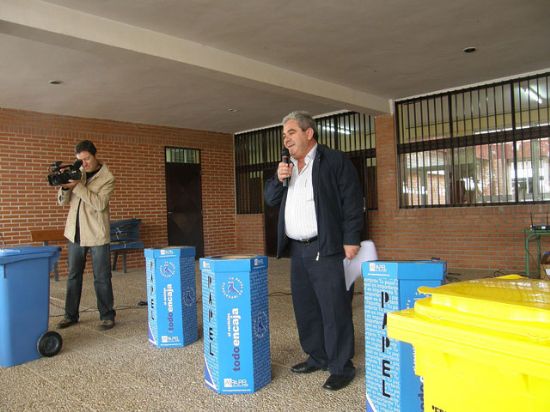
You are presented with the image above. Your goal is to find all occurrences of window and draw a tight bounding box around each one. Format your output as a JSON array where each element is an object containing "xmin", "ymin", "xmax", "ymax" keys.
[
  {"xmin": 396, "ymin": 72, "xmax": 550, "ymax": 207},
  {"xmin": 166, "ymin": 147, "xmax": 200, "ymax": 164},
  {"xmin": 235, "ymin": 112, "xmax": 376, "ymax": 213}
]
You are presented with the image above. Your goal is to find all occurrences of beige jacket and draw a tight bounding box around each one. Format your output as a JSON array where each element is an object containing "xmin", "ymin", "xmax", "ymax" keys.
[{"xmin": 57, "ymin": 163, "xmax": 115, "ymax": 246}]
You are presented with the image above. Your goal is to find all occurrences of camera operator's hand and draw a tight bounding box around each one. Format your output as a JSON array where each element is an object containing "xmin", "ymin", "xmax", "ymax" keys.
[{"xmin": 61, "ymin": 180, "xmax": 79, "ymax": 190}]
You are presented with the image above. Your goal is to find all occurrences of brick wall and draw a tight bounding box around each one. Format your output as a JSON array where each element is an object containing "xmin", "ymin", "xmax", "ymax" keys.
[
  {"xmin": 371, "ymin": 114, "xmax": 549, "ymax": 273},
  {"xmin": 0, "ymin": 108, "xmax": 236, "ymax": 275},
  {"xmin": 235, "ymin": 214, "xmax": 265, "ymax": 255}
]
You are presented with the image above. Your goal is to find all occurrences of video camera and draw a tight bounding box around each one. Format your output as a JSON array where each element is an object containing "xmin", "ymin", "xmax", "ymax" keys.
[{"xmin": 47, "ymin": 160, "xmax": 83, "ymax": 186}]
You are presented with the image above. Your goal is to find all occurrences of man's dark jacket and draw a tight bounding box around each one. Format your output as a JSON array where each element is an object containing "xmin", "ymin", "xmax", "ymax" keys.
[{"xmin": 264, "ymin": 144, "xmax": 364, "ymax": 258}]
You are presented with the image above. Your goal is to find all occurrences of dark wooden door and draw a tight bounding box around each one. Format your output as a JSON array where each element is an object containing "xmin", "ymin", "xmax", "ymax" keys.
[{"xmin": 165, "ymin": 161, "xmax": 204, "ymax": 257}]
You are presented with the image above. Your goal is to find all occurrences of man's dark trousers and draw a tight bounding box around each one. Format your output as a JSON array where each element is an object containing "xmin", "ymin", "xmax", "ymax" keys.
[{"xmin": 290, "ymin": 239, "xmax": 355, "ymax": 377}]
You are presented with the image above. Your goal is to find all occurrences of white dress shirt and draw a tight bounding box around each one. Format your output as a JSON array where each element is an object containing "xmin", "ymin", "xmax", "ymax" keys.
[{"xmin": 284, "ymin": 144, "xmax": 318, "ymax": 241}]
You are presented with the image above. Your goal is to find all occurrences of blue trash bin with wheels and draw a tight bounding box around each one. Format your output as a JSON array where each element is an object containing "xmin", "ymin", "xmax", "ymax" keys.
[{"xmin": 0, "ymin": 246, "xmax": 63, "ymax": 367}]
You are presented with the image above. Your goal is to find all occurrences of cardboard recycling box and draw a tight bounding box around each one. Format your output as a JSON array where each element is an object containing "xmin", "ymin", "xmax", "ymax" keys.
[
  {"xmin": 144, "ymin": 247, "xmax": 198, "ymax": 348},
  {"xmin": 363, "ymin": 260, "xmax": 446, "ymax": 412},
  {"xmin": 200, "ymin": 255, "xmax": 271, "ymax": 394}
]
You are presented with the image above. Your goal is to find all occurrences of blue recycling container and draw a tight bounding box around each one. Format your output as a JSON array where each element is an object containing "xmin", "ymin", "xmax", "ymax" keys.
[
  {"xmin": 363, "ymin": 260, "xmax": 446, "ymax": 412},
  {"xmin": 200, "ymin": 255, "xmax": 271, "ymax": 394},
  {"xmin": 0, "ymin": 246, "xmax": 61, "ymax": 367},
  {"xmin": 144, "ymin": 247, "xmax": 198, "ymax": 348}
]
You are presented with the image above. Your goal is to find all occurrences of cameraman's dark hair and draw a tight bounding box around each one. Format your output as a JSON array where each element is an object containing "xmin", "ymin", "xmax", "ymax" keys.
[
  {"xmin": 75, "ymin": 140, "xmax": 97, "ymax": 155},
  {"xmin": 282, "ymin": 111, "xmax": 318, "ymax": 141}
]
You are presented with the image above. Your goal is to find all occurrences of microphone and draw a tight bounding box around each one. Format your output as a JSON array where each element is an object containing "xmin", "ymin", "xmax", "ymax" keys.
[{"xmin": 281, "ymin": 148, "xmax": 290, "ymax": 187}]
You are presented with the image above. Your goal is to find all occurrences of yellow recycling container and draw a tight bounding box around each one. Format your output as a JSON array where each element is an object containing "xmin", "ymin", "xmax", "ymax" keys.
[{"xmin": 387, "ymin": 276, "xmax": 550, "ymax": 412}]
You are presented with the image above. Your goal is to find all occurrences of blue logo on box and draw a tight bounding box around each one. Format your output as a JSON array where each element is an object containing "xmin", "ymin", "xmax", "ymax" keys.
[
  {"xmin": 184, "ymin": 287, "xmax": 196, "ymax": 307},
  {"xmin": 369, "ymin": 262, "xmax": 387, "ymax": 273},
  {"xmin": 160, "ymin": 262, "xmax": 176, "ymax": 278},
  {"xmin": 254, "ymin": 312, "xmax": 268, "ymax": 338},
  {"xmin": 222, "ymin": 277, "xmax": 243, "ymax": 299}
]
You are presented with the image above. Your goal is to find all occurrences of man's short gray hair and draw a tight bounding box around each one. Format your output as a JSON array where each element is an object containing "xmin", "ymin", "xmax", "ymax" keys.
[{"xmin": 282, "ymin": 111, "xmax": 318, "ymax": 140}]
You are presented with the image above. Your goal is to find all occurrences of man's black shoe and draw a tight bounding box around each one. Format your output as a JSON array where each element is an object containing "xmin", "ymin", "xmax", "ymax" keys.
[
  {"xmin": 322, "ymin": 373, "xmax": 355, "ymax": 391},
  {"xmin": 57, "ymin": 318, "xmax": 78, "ymax": 329},
  {"xmin": 290, "ymin": 361, "xmax": 325, "ymax": 374},
  {"xmin": 98, "ymin": 319, "xmax": 115, "ymax": 330}
]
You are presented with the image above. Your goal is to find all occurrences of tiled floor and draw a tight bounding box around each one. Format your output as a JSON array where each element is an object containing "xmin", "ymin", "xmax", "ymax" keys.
[{"xmin": 1, "ymin": 258, "xmax": 368, "ymax": 411}]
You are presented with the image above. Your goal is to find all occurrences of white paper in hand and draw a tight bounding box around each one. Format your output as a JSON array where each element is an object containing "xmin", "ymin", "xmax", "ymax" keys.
[{"xmin": 343, "ymin": 240, "xmax": 378, "ymax": 290}]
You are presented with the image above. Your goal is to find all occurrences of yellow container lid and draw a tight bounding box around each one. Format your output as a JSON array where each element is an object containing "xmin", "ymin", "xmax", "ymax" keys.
[
  {"xmin": 389, "ymin": 276, "xmax": 550, "ymax": 379},
  {"xmin": 419, "ymin": 275, "xmax": 550, "ymax": 321}
]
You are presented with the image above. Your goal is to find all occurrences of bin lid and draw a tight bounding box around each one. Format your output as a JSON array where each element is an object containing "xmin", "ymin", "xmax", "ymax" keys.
[
  {"xmin": 200, "ymin": 255, "xmax": 267, "ymax": 272},
  {"xmin": 0, "ymin": 246, "xmax": 61, "ymax": 265},
  {"xmin": 363, "ymin": 260, "xmax": 447, "ymax": 280},
  {"xmin": 144, "ymin": 246, "xmax": 195, "ymax": 259},
  {"xmin": 404, "ymin": 275, "xmax": 549, "ymax": 346},
  {"xmin": 387, "ymin": 276, "xmax": 550, "ymax": 379},
  {"xmin": 418, "ymin": 275, "xmax": 550, "ymax": 321}
]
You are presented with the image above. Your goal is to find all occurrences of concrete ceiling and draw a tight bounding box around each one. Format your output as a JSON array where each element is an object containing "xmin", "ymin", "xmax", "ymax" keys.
[{"xmin": 1, "ymin": 0, "xmax": 549, "ymax": 134}]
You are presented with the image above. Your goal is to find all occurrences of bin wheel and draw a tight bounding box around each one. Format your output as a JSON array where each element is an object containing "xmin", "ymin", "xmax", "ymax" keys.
[{"xmin": 38, "ymin": 331, "xmax": 63, "ymax": 357}]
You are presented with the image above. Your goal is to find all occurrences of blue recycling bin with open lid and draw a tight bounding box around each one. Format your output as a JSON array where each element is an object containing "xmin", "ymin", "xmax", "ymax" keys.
[{"xmin": 0, "ymin": 246, "xmax": 63, "ymax": 367}]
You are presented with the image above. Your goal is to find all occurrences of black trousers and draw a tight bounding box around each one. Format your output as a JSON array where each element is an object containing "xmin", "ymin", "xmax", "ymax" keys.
[
  {"xmin": 290, "ymin": 239, "xmax": 355, "ymax": 377},
  {"xmin": 65, "ymin": 242, "xmax": 116, "ymax": 321}
]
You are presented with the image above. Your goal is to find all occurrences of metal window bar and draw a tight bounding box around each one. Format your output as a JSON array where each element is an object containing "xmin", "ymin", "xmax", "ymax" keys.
[
  {"xmin": 413, "ymin": 102, "xmax": 420, "ymax": 206},
  {"xmin": 399, "ymin": 104, "xmax": 407, "ymax": 205},
  {"xmin": 490, "ymin": 88, "xmax": 498, "ymax": 203},
  {"xmin": 516, "ymin": 83, "xmax": 530, "ymax": 202},
  {"xmin": 396, "ymin": 104, "xmax": 404, "ymax": 205},
  {"xmin": 426, "ymin": 99, "xmax": 439, "ymax": 204},
  {"xmin": 509, "ymin": 83, "xmax": 519, "ymax": 203},
  {"xmin": 421, "ymin": 102, "xmax": 429, "ymax": 205}
]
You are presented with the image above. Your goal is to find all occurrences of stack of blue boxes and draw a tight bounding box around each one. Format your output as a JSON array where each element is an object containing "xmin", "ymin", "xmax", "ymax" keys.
[
  {"xmin": 363, "ymin": 260, "xmax": 446, "ymax": 412},
  {"xmin": 200, "ymin": 255, "xmax": 271, "ymax": 394},
  {"xmin": 144, "ymin": 247, "xmax": 197, "ymax": 348}
]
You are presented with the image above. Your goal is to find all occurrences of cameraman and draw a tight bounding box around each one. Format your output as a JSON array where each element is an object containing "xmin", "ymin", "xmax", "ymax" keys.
[{"xmin": 56, "ymin": 140, "xmax": 116, "ymax": 331}]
